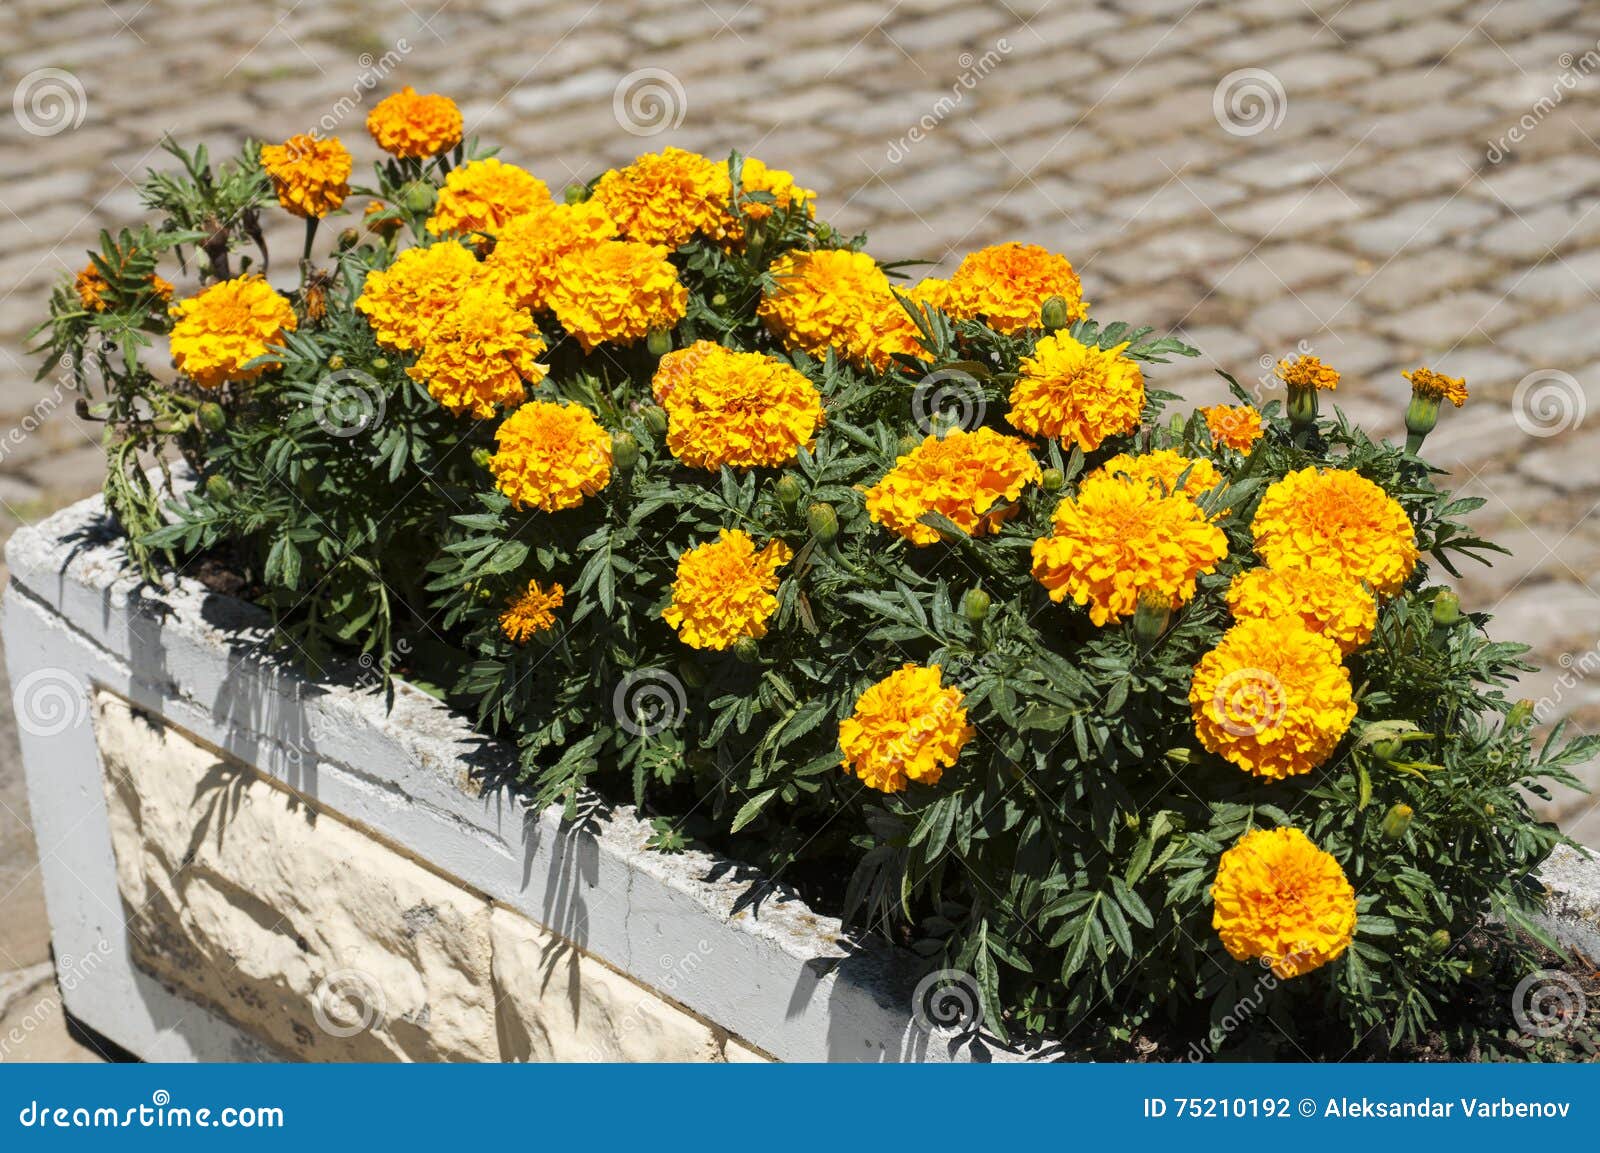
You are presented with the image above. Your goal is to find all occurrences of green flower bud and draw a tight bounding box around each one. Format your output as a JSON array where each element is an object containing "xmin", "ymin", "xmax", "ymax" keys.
[
  {"xmin": 204, "ymin": 473, "xmax": 233, "ymax": 502},
  {"xmin": 197, "ymin": 402, "xmax": 227, "ymax": 434},
  {"xmin": 1507, "ymin": 699, "xmax": 1535, "ymax": 728},
  {"xmin": 806, "ymin": 502, "xmax": 838, "ymax": 544},
  {"xmin": 1432, "ymin": 589, "xmax": 1461, "ymax": 627},
  {"xmin": 1040, "ymin": 294, "xmax": 1070, "ymax": 333},
  {"xmin": 1484, "ymin": 802, "xmax": 1496, "ymax": 818},
  {"xmin": 337, "ymin": 228, "xmax": 360, "ymax": 251},
  {"xmin": 646, "ymin": 329, "xmax": 673, "ymax": 357},
  {"xmin": 1132, "ymin": 590, "xmax": 1172, "ymax": 644},
  {"xmin": 612, "ymin": 430, "xmax": 640, "ymax": 473},
  {"xmin": 677, "ymin": 657, "xmax": 707, "ymax": 690},
  {"xmin": 1286, "ymin": 382, "xmax": 1319, "ymax": 429},
  {"xmin": 564, "ymin": 183, "xmax": 588, "ymax": 205},
  {"xmin": 897, "ymin": 433, "xmax": 922, "ymax": 457},
  {"xmin": 642, "ymin": 406, "xmax": 669, "ymax": 437},
  {"xmin": 398, "ymin": 180, "xmax": 437, "ymax": 214},
  {"xmin": 711, "ymin": 293, "xmax": 728, "ymax": 309},
  {"xmin": 1041, "ymin": 467, "xmax": 1065, "ymax": 493},
  {"xmin": 774, "ymin": 474, "xmax": 802, "ymax": 513},
  {"xmin": 1404, "ymin": 392, "xmax": 1441, "ymax": 455},
  {"xmin": 733, "ymin": 636, "xmax": 761, "ymax": 664},
  {"xmin": 471, "ymin": 447, "xmax": 493, "ymax": 469},
  {"xmin": 1428, "ymin": 929, "xmax": 1452, "ymax": 954},
  {"xmin": 962, "ymin": 588, "xmax": 991, "ymax": 622},
  {"xmin": 1371, "ymin": 737, "xmax": 1404, "ymax": 761},
  {"xmin": 327, "ymin": 354, "xmax": 346, "ymax": 371},
  {"xmin": 1381, "ymin": 803, "xmax": 1414, "ymax": 840},
  {"xmin": 370, "ymin": 357, "xmax": 390, "ymax": 373}
]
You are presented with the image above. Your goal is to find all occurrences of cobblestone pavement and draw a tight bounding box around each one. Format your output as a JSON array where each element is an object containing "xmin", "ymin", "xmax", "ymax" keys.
[{"xmin": 3, "ymin": 0, "xmax": 1600, "ymax": 1049}]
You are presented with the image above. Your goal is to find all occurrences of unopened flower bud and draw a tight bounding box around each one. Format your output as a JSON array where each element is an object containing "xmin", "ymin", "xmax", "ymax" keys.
[
  {"xmin": 1404, "ymin": 392, "xmax": 1441, "ymax": 455},
  {"xmin": 1133, "ymin": 589, "xmax": 1171, "ymax": 643},
  {"xmin": 711, "ymin": 292, "xmax": 728, "ymax": 309},
  {"xmin": 471, "ymin": 447, "xmax": 493, "ymax": 469},
  {"xmin": 897, "ymin": 433, "xmax": 922, "ymax": 457},
  {"xmin": 337, "ymin": 228, "xmax": 360, "ymax": 251},
  {"xmin": 774, "ymin": 474, "xmax": 802, "ymax": 512},
  {"xmin": 733, "ymin": 636, "xmax": 761, "ymax": 664},
  {"xmin": 327, "ymin": 354, "xmax": 346, "ymax": 371},
  {"xmin": 1286, "ymin": 382, "xmax": 1319, "ymax": 429},
  {"xmin": 1040, "ymin": 294, "xmax": 1070, "ymax": 333},
  {"xmin": 1381, "ymin": 803, "xmax": 1413, "ymax": 840},
  {"xmin": 370, "ymin": 357, "xmax": 390, "ymax": 373},
  {"xmin": 1507, "ymin": 699, "xmax": 1535, "ymax": 728},
  {"xmin": 1041, "ymin": 467, "xmax": 1065, "ymax": 493},
  {"xmin": 204, "ymin": 474, "xmax": 232, "ymax": 501},
  {"xmin": 1372, "ymin": 737, "xmax": 1404, "ymax": 761},
  {"xmin": 1432, "ymin": 589, "xmax": 1461, "ymax": 627},
  {"xmin": 646, "ymin": 329, "xmax": 672, "ymax": 357},
  {"xmin": 962, "ymin": 588, "xmax": 991, "ymax": 622},
  {"xmin": 197, "ymin": 402, "xmax": 227, "ymax": 434},
  {"xmin": 564, "ymin": 183, "xmax": 588, "ymax": 205},
  {"xmin": 642, "ymin": 406, "xmax": 669, "ymax": 437},
  {"xmin": 398, "ymin": 180, "xmax": 437, "ymax": 214},
  {"xmin": 1428, "ymin": 929, "xmax": 1452, "ymax": 954},
  {"xmin": 806, "ymin": 501, "xmax": 838, "ymax": 544},
  {"xmin": 612, "ymin": 430, "xmax": 640, "ymax": 473}
]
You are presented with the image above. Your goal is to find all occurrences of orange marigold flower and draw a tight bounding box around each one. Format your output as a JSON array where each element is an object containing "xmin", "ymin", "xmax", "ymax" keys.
[
  {"xmin": 545, "ymin": 240, "xmax": 688, "ymax": 352},
  {"xmin": 260, "ymin": 134, "xmax": 352, "ymax": 219},
  {"xmin": 167, "ymin": 275, "xmax": 297, "ymax": 389},
  {"xmin": 427, "ymin": 158, "xmax": 552, "ymax": 240},
  {"xmin": 1226, "ymin": 568, "xmax": 1376, "ymax": 656},
  {"xmin": 839, "ymin": 663, "xmax": 974, "ymax": 794},
  {"xmin": 75, "ymin": 260, "xmax": 172, "ymax": 312},
  {"xmin": 1201, "ymin": 403, "xmax": 1265, "ymax": 451},
  {"xmin": 1212, "ymin": 827, "xmax": 1357, "ymax": 978},
  {"xmin": 864, "ymin": 427, "xmax": 1042, "ymax": 546},
  {"xmin": 1275, "ymin": 353, "xmax": 1339, "ymax": 391},
  {"xmin": 591, "ymin": 147, "xmax": 731, "ymax": 249},
  {"xmin": 1402, "ymin": 366, "xmax": 1468, "ymax": 407},
  {"xmin": 489, "ymin": 400, "xmax": 613, "ymax": 513},
  {"xmin": 1189, "ymin": 618, "xmax": 1357, "ymax": 780},
  {"xmin": 499, "ymin": 580, "xmax": 564, "ymax": 643},
  {"xmin": 662, "ymin": 528, "xmax": 792, "ymax": 651},
  {"xmin": 1092, "ymin": 448, "xmax": 1221, "ymax": 503},
  {"xmin": 721, "ymin": 156, "xmax": 815, "ymax": 243},
  {"xmin": 650, "ymin": 340, "xmax": 824, "ymax": 470},
  {"xmin": 354, "ymin": 242, "xmax": 482, "ymax": 352},
  {"xmin": 946, "ymin": 242, "xmax": 1087, "ymax": 335},
  {"xmin": 759, "ymin": 249, "xmax": 923, "ymax": 371},
  {"xmin": 480, "ymin": 201, "xmax": 619, "ymax": 312},
  {"xmin": 366, "ymin": 86, "xmax": 462, "ymax": 158},
  {"xmin": 406, "ymin": 282, "xmax": 549, "ymax": 418},
  {"xmin": 1030, "ymin": 471, "xmax": 1227, "ymax": 625},
  {"xmin": 1252, "ymin": 467, "xmax": 1418, "ymax": 598},
  {"xmin": 1008, "ymin": 332, "xmax": 1145, "ymax": 451}
]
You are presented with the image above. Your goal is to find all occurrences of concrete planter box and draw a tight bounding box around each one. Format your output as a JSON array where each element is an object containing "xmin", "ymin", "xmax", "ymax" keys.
[{"xmin": 6, "ymin": 491, "xmax": 1599, "ymax": 1062}]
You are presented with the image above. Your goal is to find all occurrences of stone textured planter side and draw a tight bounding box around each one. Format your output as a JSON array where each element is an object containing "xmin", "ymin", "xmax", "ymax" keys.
[{"xmin": 6, "ymin": 493, "xmax": 1598, "ymax": 1063}]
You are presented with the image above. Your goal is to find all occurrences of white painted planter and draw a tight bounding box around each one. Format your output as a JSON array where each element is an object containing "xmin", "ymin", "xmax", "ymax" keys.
[{"xmin": 6, "ymin": 491, "xmax": 1599, "ymax": 1062}]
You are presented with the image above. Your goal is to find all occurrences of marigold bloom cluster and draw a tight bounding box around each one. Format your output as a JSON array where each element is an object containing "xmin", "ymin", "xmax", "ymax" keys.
[
  {"xmin": 546, "ymin": 240, "xmax": 688, "ymax": 352},
  {"xmin": 758, "ymin": 249, "xmax": 932, "ymax": 371},
  {"xmin": 864, "ymin": 428, "xmax": 1042, "ymax": 546},
  {"xmin": 1189, "ymin": 617, "xmax": 1356, "ymax": 780},
  {"xmin": 355, "ymin": 241, "xmax": 482, "ymax": 352},
  {"xmin": 489, "ymin": 400, "xmax": 613, "ymax": 512},
  {"xmin": 1275, "ymin": 353, "xmax": 1340, "ymax": 391},
  {"xmin": 592, "ymin": 148, "xmax": 732, "ymax": 249},
  {"xmin": 1211, "ymin": 827, "xmax": 1357, "ymax": 978},
  {"xmin": 946, "ymin": 242, "xmax": 1087, "ymax": 335},
  {"xmin": 663, "ymin": 529, "xmax": 792, "ymax": 651},
  {"xmin": 427, "ymin": 158, "xmax": 552, "ymax": 240},
  {"xmin": 1092, "ymin": 448, "xmax": 1220, "ymax": 503},
  {"xmin": 1226, "ymin": 567, "xmax": 1377, "ymax": 656},
  {"xmin": 1251, "ymin": 467, "xmax": 1418, "ymax": 598},
  {"xmin": 1007, "ymin": 332, "xmax": 1144, "ymax": 451},
  {"xmin": 168, "ymin": 275, "xmax": 297, "ymax": 389},
  {"xmin": 839, "ymin": 664, "xmax": 974, "ymax": 793},
  {"xmin": 1030, "ymin": 472, "xmax": 1227, "ymax": 625},
  {"xmin": 366, "ymin": 86, "xmax": 462, "ymax": 158},
  {"xmin": 260, "ymin": 135, "xmax": 352, "ymax": 219},
  {"xmin": 650, "ymin": 341, "xmax": 824, "ymax": 470},
  {"xmin": 500, "ymin": 581, "xmax": 564, "ymax": 643},
  {"xmin": 1201, "ymin": 404, "xmax": 1265, "ymax": 452},
  {"xmin": 1402, "ymin": 366, "xmax": 1468, "ymax": 407},
  {"xmin": 406, "ymin": 283, "xmax": 549, "ymax": 418},
  {"xmin": 481, "ymin": 202, "xmax": 618, "ymax": 311}
]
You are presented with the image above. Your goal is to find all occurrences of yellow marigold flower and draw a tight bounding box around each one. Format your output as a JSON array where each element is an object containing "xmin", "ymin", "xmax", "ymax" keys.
[
  {"xmin": 354, "ymin": 242, "xmax": 482, "ymax": 353},
  {"xmin": 1030, "ymin": 472, "xmax": 1227, "ymax": 625},
  {"xmin": 75, "ymin": 260, "xmax": 172, "ymax": 311},
  {"xmin": 1092, "ymin": 448, "xmax": 1221, "ymax": 502},
  {"xmin": 259, "ymin": 134, "xmax": 352, "ymax": 219},
  {"xmin": 1007, "ymin": 331, "xmax": 1143, "ymax": 450},
  {"xmin": 1275, "ymin": 353, "xmax": 1339, "ymax": 391},
  {"xmin": 650, "ymin": 341, "xmax": 824, "ymax": 470},
  {"xmin": 1252, "ymin": 467, "xmax": 1418, "ymax": 598},
  {"xmin": 864, "ymin": 427, "xmax": 1042, "ymax": 546},
  {"xmin": 490, "ymin": 400, "xmax": 613, "ymax": 512},
  {"xmin": 1189, "ymin": 617, "xmax": 1356, "ymax": 780},
  {"xmin": 427, "ymin": 158, "xmax": 552, "ymax": 240},
  {"xmin": 480, "ymin": 201, "xmax": 618, "ymax": 312},
  {"xmin": 1201, "ymin": 403, "xmax": 1265, "ymax": 452},
  {"xmin": 545, "ymin": 240, "xmax": 687, "ymax": 353},
  {"xmin": 1226, "ymin": 567, "xmax": 1377, "ymax": 656},
  {"xmin": 839, "ymin": 663, "xmax": 974, "ymax": 794},
  {"xmin": 662, "ymin": 528, "xmax": 792, "ymax": 651},
  {"xmin": 167, "ymin": 275, "xmax": 297, "ymax": 389},
  {"xmin": 591, "ymin": 147, "xmax": 731, "ymax": 249},
  {"xmin": 903, "ymin": 277, "xmax": 951, "ymax": 312},
  {"xmin": 406, "ymin": 283, "xmax": 549, "ymax": 418},
  {"xmin": 1402, "ymin": 366, "xmax": 1468, "ymax": 407},
  {"xmin": 1211, "ymin": 827, "xmax": 1357, "ymax": 978},
  {"xmin": 946, "ymin": 242, "xmax": 1087, "ymax": 335},
  {"xmin": 759, "ymin": 249, "xmax": 920, "ymax": 371},
  {"xmin": 499, "ymin": 580, "xmax": 564, "ymax": 643},
  {"xmin": 366, "ymin": 86, "xmax": 462, "ymax": 158},
  {"xmin": 721, "ymin": 156, "xmax": 815, "ymax": 242}
]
